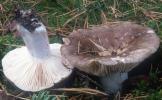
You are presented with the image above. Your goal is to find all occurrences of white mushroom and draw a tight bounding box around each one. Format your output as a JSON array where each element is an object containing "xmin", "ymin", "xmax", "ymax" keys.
[
  {"xmin": 2, "ymin": 9, "xmax": 73, "ymax": 91},
  {"xmin": 61, "ymin": 22, "xmax": 160, "ymax": 93}
]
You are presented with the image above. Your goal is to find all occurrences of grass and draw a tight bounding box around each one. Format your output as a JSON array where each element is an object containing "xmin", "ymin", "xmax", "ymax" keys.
[{"xmin": 0, "ymin": 0, "xmax": 162, "ymax": 100}]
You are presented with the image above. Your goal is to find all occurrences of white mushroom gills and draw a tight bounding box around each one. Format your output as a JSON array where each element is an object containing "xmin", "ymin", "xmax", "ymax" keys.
[{"xmin": 2, "ymin": 23, "xmax": 72, "ymax": 91}]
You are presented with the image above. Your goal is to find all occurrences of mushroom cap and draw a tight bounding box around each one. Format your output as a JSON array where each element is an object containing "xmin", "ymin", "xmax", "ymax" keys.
[
  {"xmin": 2, "ymin": 43, "xmax": 72, "ymax": 91},
  {"xmin": 61, "ymin": 22, "xmax": 160, "ymax": 76}
]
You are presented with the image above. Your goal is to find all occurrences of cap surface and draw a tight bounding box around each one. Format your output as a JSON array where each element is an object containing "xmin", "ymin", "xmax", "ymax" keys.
[
  {"xmin": 2, "ymin": 43, "xmax": 72, "ymax": 91},
  {"xmin": 61, "ymin": 22, "xmax": 160, "ymax": 76}
]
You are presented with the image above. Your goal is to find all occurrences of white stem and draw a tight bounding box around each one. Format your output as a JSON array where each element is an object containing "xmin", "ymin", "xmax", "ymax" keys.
[
  {"xmin": 19, "ymin": 24, "xmax": 50, "ymax": 59},
  {"xmin": 100, "ymin": 72, "xmax": 128, "ymax": 94}
]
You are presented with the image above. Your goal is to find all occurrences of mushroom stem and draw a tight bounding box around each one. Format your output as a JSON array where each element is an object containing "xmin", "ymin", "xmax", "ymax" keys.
[
  {"xmin": 19, "ymin": 24, "xmax": 50, "ymax": 59},
  {"xmin": 100, "ymin": 72, "xmax": 128, "ymax": 94}
]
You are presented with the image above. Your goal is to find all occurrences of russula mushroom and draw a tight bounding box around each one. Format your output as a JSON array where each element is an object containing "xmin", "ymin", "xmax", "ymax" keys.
[
  {"xmin": 61, "ymin": 22, "xmax": 160, "ymax": 93},
  {"xmin": 2, "ymin": 9, "xmax": 73, "ymax": 91}
]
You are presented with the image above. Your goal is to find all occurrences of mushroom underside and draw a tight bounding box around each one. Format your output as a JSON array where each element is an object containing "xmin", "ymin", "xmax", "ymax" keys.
[
  {"xmin": 2, "ymin": 44, "xmax": 72, "ymax": 91},
  {"xmin": 61, "ymin": 22, "xmax": 160, "ymax": 76}
]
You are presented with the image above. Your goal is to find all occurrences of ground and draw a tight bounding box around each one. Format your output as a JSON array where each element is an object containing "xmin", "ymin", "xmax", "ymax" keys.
[{"xmin": 0, "ymin": 0, "xmax": 162, "ymax": 100}]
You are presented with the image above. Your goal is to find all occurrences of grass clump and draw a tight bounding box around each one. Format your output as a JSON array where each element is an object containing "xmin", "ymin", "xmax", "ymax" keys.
[{"xmin": 32, "ymin": 91, "xmax": 59, "ymax": 100}]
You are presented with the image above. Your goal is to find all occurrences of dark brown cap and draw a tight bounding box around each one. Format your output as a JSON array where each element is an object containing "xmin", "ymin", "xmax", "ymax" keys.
[{"xmin": 61, "ymin": 22, "xmax": 160, "ymax": 76}]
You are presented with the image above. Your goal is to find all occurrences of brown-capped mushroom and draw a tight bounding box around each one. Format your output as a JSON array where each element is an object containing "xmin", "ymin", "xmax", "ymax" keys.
[
  {"xmin": 2, "ymin": 9, "xmax": 73, "ymax": 91},
  {"xmin": 61, "ymin": 22, "xmax": 160, "ymax": 93}
]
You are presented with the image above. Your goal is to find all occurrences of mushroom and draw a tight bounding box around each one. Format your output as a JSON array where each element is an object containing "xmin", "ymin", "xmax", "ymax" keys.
[
  {"xmin": 61, "ymin": 22, "xmax": 160, "ymax": 93},
  {"xmin": 2, "ymin": 9, "xmax": 73, "ymax": 91}
]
